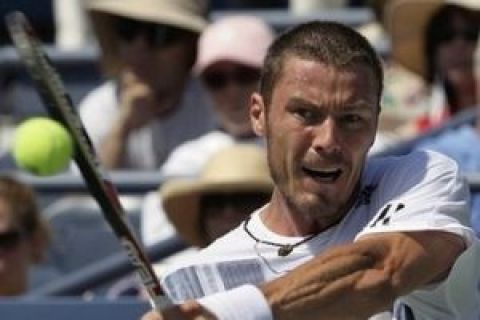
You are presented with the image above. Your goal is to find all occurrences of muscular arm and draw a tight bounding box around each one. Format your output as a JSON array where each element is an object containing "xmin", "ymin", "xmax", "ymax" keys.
[
  {"xmin": 142, "ymin": 230, "xmax": 465, "ymax": 320},
  {"xmin": 263, "ymin": 231, "xmax": 465, "ymax": 320}
]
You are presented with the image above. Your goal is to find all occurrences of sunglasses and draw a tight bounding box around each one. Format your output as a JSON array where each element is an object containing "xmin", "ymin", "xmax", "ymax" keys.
[
  {"xmin": 202, "ymin": 66, "xmax": 261, "ymax": 91},
  {"xmin": 437, "ymin": 27, "xmax": 479, "ymax": 43},
  {"xmin": 0, "ymin": 229, "xmax": 23, "ymax": 251},
  {"xmin": 114, "ymin": 16, "xmax": 195, "ymax": 48}
]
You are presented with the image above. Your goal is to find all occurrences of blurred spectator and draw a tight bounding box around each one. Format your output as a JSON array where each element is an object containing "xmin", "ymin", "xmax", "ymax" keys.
[
  {"xmin": 141, "ymin": 15, "xmax": 274, "ymax": 246},
  {"xmin": 357, "ymin": 0, "xmax": 433, "ymax": 153},
  {"xmin": 386, "ymin": 0, "xmax": 479, "ymax": 133},
  {"xmin": 108, "ymin": 145, "xmax": 272, "ymax": 298},
  {"xmin": 357, "ymin": 0, "xmax": 390, "ymax": 51},
  {"xmin": 160, "ymin": 15, "xmax": 274, "ymax": 177},
  {"xmin": 416, "ymin": 32, "xmax": 480, "ymax": 236},
  {"xmin": 79, "ymin": 0, "xmax": 215, "ymax": 170},
  {"xmin": 160, "ymin": 144, "xmax": 272, "ymax": 249},
  {"xmin": 0, "ymin": 175, "xmax": 50, "ymax": 296}
]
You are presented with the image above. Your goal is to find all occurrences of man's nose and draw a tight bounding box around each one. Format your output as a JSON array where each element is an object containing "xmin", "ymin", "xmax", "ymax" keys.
[{"xmin": 311, "ymin": 118, "xmax": 341, "ymax": 154}]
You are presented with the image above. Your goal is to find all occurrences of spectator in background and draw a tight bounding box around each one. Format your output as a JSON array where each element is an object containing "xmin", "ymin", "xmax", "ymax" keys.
[
  {"xmin": 417, "ymin": 33, "xmax": 480, "ymax": 236},
  {"xmin": 141, "ymin": 15, "xmax": 274, "ymax": 246},
  {"xmin": 386, "ymin": 0, "xmax": 479, "ymax": 133},
  {"xmin": 357, "ymin": 0, "xmax": 436, "ymax": 153},
  {"xmin": 108, "ymin": 145, "xmax": 272, "ymax": 298},
  {"xmin": 0, "ymin": 175, "xmax": 50, "ymax": 296},
  {"xmin": 160, "ymin": 15, "xmax": 275, "ymax": 177},
  {"xmin": 160, "ymin": 144, "xmax": 272, "ymax": 249},
  {"xmin": 79, "ymin": 0, "xmax": 215, "ymax": 170}
]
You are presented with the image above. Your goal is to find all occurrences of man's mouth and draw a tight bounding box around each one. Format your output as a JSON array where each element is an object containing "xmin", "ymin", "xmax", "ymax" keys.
[{"xmin": 302, "ymin": 166, "xmax": 342, "ymax": 183}]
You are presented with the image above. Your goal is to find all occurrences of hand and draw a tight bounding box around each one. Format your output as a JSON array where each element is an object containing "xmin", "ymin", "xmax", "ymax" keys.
[
  {"xmin": 118, "ymin": 71, "xmax": 158, "ymax": 131},
  {"xmin": 141, "ymin": 300, "xmax": 217, "ymax": 320}
]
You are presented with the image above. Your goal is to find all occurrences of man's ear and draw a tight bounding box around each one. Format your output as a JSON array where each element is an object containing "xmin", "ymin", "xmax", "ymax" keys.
[{"xmin": 250, "ymin": 93, "xmax": 266, "ymax": 137}]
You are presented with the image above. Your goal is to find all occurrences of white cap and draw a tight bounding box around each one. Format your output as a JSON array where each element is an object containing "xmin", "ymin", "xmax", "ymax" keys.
[{"xmin": 195, "ymin": 15, "xmax": 275, "ymax": 74}]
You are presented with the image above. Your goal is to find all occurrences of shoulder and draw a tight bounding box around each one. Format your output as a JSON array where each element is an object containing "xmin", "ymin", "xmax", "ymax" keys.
[
  {"xmin": 366, "ymin": 150, "xmax": 461, "ymax": 187},
  {"xmin": 358, "ymin": 150, "xmax": 472, "ymax": 240}
]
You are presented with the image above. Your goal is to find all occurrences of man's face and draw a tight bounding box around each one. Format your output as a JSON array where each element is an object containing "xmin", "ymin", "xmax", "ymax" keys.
[
  {"xmin": 117, "ymin": 19, "xmax": 197, "ymax": 114},
  {"xmin": 251, "ymin": 57, "xmax": 379, "ymax": 224}
]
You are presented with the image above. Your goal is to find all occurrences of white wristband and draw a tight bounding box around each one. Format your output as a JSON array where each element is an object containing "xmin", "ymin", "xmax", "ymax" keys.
[{"xmin": 197, "ymin": 284, "xmax": 273, "ymax": 320}]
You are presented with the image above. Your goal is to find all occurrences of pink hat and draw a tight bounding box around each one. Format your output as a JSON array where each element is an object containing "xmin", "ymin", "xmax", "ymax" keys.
[{"xmin": 195, "ymin": 15, "xmax": 275, "ymax": 74}]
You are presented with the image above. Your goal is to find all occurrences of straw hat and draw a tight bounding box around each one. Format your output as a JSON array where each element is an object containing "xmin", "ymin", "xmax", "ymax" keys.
[
  {"xmin": 385, "ymin": 0, "xmax": 480, "ymax": 79},
  {"xmin": 85, "ymin": 0, "xmax": 209, "ymax": 76},
  {"xmin": 195, "ymin": 15, "xmax": 275, "ymax": 74},
  {"xmin": 160, "ymin": 145, "xmax": 273, "ymax": 247}
]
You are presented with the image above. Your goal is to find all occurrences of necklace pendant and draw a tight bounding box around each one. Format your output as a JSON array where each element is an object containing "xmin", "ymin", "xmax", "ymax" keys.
[{"xmin": 278, "ymin": 245, "xmax": 293, "ymax": 256}]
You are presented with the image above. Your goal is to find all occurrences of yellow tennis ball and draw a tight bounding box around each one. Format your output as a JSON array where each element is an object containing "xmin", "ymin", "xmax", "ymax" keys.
[{"xmin": 12, "ymin": 117, "xmax": 74, "ymax": 176}]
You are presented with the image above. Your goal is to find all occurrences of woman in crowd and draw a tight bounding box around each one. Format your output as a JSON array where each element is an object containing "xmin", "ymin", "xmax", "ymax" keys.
[{"xmin": 0, "ymin": 175, "xmax": 50, "ymax": 296}]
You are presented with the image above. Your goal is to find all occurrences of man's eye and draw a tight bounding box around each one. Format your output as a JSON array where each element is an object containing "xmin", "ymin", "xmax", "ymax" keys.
[
  {"xmin": 340, "ymin": 114, "xmax": 366, "ymax": 128},
  {"xmin": 344, "ymin": 114, "xmax": 362, "ymax": 122},
  {"xmin": 294, "ymin": 109, "xmax": 316, "ymax": 122}
]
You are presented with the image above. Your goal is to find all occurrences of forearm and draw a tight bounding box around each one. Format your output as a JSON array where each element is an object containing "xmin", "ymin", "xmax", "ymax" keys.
[
  {"xmin": 261, "ymin": 231, "xmax": 464, "ymax": 320},
  {"xmin": 99, "ymin": 120, "xmax": 130, "ymax": 169},
  {"xmin": 261, "ymin": 243, "xmax": 392, "ymax": 320}
]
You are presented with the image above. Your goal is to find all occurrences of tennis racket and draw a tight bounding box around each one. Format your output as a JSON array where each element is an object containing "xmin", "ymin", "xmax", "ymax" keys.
[{"xmin": 5, "ymin": 11, "xmax": 171, "ymax": 310}]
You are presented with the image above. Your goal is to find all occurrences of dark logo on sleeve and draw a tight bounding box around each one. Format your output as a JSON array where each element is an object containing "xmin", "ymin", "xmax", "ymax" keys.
[{"xmin": 369, "ymin": 202, "xmax": 405, "ymax": 227}]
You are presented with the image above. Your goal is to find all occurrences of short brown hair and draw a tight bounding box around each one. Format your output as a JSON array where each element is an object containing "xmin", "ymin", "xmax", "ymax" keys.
[{"xmin": 259, "ymin": 21, "xmax": 384, "ymax": 107}]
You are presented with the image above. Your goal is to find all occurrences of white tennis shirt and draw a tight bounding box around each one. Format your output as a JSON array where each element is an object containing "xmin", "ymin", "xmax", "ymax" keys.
[{"xmin": 161, "ymin": 150, "xmax": 480, "ymax": 320}]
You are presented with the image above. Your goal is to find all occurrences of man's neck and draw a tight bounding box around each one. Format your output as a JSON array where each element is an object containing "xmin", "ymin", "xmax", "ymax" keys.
[
  {"xmin": 260, "ymin": 182, "xmax": 362, "ymax": 237},
  {"xmin": 259, "ymin": 192, "xmax": 340, "ymax": 237}
]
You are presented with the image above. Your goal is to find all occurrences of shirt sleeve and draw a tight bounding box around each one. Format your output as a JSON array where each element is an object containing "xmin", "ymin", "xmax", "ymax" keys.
[{"xmin": 357, "ymin": 150, "xmax": 475, "ymax": 245}]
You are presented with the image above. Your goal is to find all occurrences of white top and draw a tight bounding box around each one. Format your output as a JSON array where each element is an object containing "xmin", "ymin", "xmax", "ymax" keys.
[
  {"xmin": 78, "ymin": 79, "xmax": 215, "ymax": 169},
  {"xmin": 160, "ymin": 150, "xmax": 480, "ymax": 320}
]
